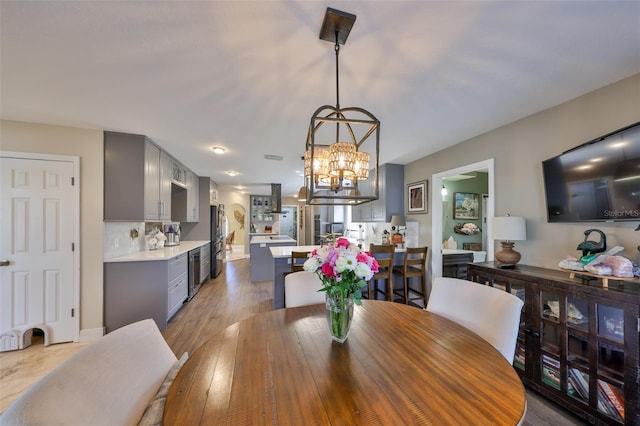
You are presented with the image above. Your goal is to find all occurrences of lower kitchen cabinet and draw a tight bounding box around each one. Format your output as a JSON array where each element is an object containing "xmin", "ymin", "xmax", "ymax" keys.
[
  {"xmin": 200, "ymin": 243, "xmax": 211, "ymax": 284},
  {"xmin": 468, "ymin": 262, "xmax": 639, "ymax": 426},
  {"xmin": 104, "ymin": 253, "xmax": 188, "ymax": 332},
  {"xmin": 167, "ymin": 253, "xmax": 188, "ymax": 320}
]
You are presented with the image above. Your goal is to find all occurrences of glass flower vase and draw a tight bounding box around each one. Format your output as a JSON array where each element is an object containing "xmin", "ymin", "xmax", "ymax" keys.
[{"xmin": 325, "ymin": 293, "xmax": 354, "ymax": 343}]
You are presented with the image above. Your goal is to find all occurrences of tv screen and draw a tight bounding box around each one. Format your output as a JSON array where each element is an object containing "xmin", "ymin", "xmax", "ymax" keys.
[{"xmin": 542, "ymin": 122, "xmax": 640, "ymax": 222}]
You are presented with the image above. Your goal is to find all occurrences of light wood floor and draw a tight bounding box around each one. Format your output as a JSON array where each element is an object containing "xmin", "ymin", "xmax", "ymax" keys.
[{"xmin": 0, "ymin": 258, "xmax": 588, "ymax": 424}]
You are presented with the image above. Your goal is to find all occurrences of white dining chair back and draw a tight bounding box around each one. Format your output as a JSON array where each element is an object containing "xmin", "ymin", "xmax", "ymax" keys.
[
  {"xmin": 285, "ymin": 271, "xmax": 326, "ymax": 308},
  {"xmin": 426, "ymin": 277, "xmax": 524, "ymax": 363}
]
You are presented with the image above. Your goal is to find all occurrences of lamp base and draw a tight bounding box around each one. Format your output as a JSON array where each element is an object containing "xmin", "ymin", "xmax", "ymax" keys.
[{"xmin": 495, "ymin": 241, "xmax": 521, "ymax": 268}]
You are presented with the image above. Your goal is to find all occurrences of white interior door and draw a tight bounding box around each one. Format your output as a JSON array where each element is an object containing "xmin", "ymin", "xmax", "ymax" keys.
[{"xmin": 0, "ymin": 154, "xmax": 79, "ymax": 351}]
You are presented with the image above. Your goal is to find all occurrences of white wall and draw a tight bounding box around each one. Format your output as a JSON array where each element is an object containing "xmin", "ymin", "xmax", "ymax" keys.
[
  {"xmin": 1, "ymin": 120, "xmax": 104, "ymax": 334},
  {"xmin": 405, "ymin": 73, "xmax": 640, "ymax": 270}
]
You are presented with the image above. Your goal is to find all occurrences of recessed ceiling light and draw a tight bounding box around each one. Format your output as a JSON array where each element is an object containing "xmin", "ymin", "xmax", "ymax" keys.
[
  {"xmin": 226, "ymin": 171, "xmax": 239, "ymax": 177},
  {"xmin": 211, "ymin": 146, "xmax": 226, "ymax": 154}
]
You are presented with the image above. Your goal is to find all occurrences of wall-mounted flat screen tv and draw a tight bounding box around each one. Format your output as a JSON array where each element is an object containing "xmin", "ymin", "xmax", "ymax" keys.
[{"xmin": 542, "ymin": 122, "xmax": 640, "ymax": 222}]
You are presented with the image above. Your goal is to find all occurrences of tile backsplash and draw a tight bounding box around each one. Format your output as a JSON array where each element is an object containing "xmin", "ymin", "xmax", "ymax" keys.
[
  {"xmin": 345, "ymin": 221, "xmax": 419, "ymax": 248},
  {"xmin": 103, "ymin": 222, "xmax": 146, "ymax": 259}
]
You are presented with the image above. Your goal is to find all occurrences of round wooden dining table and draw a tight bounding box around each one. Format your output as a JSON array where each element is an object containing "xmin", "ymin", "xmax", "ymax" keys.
[{"xmin": 164, "ymin": 300, "xmax": 526, "ymax": 425}]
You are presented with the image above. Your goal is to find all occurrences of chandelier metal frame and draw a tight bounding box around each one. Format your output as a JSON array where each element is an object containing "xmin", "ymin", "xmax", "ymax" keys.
[{"xmin": 302, "ymin": 7, "xmax": 380, "ymax": 206}]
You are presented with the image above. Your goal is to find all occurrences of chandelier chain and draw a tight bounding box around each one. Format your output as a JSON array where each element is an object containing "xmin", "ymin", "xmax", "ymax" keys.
[{"xmin": 334, "ymin": 30, "xmax": 341, "ymax": 143}]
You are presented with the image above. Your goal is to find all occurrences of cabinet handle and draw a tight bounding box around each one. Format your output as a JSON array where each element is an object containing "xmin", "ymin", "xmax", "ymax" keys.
[{"xmin": 524, "ymin": 328, "xmax": 540, "ymax": 338}]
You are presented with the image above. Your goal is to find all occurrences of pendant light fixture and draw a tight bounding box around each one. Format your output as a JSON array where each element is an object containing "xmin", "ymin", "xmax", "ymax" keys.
[{"xmin": 302, "ymin": 7, "xmax": 380, "ymax": 206}]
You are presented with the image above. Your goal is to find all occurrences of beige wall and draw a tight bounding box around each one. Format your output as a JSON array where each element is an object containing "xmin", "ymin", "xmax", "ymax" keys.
[
  {"xmin": 405, "ymin": 73, "xmax": 640, "ymax": 270},
  {"xmin": 0, "ymin": 120, "xmax": 104, "ymax": 334}
]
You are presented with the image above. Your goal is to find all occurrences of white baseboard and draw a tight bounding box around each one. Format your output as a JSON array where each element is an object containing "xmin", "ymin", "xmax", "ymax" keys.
[{"xmin": 79, "ymin": 327, "xmax": 104, "ymax": 342}]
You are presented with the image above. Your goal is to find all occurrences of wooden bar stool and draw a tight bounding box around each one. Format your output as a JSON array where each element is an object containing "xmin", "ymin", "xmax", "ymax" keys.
[
  {"xmin": 290, "ymin": 251, "xmax": 309, "ymax": 273},
  {"xmin": 369, "ymin": 244, "xmax": 395, "ymax": 301},
  {"xmin": 393, "ymin": 246, "xmax": 428, "ymax": 306}
]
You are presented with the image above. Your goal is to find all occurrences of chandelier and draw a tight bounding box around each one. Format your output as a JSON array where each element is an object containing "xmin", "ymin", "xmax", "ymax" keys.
[{"xmin": 301, "ymin": 7, "xmax": 380, "ymax": 206}]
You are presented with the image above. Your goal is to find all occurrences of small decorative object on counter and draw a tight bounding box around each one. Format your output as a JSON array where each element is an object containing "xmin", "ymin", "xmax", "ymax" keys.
[
  {"xmin": 443, "ymin": 236, "xmax": 457, "ymax": 250},
  {"xmin": 454, "ymin": 222, "xmax": 481, "ymax": 235},
  {"xmin": 559, "ymin": 245, "xmax": 640, "ymax": 288},
  {"xmin": 576, "ymin": 229, "xmax": 606, "ymax": 263},
  {"xmin": 381, "ymin": 230, "xmax": 390, "ymax": 245},
  {"xmin": 304, "ymin": 238, "xmax": 378, "ymax": 343},
  {"xmin": 146, "ymin": 236, "xmax": 159, "ymax": 250}
]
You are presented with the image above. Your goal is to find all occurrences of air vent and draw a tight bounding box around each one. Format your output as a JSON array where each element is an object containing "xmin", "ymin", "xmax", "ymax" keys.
[{"xmin": 264, "ymin": 154, "xmax": 283, "ymax": 161}]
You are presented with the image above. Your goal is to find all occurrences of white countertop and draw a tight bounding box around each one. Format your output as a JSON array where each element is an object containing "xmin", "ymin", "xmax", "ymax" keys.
[
  {"xmin": 269, "ymin": 245, "xmax": 320, "ymax": 258},
  {"xmin": 104, "ymin": 240, "xmax": 210, "ymax": 263},
  {"xmin": 270, "ymin": 244, "xmax": 408, "ymax": 259},
  {"xmin": 250, "ymin": 235, "xmax": 297, "ymax": 244},
  {"xmin": 442, "ymin": 248, "xmax": 475, "ymax": 255}
]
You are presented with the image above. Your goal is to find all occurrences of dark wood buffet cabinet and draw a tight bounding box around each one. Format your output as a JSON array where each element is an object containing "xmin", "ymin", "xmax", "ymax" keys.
[{"xmin": 468, "ymin": 262, "xmax": 639, "ymax": 426}]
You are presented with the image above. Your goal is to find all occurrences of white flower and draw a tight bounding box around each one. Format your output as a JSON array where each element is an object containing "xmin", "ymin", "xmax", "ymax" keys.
[
  {"xmin": 335, "ymin": 252, "xmax": 357, "ymax": 273},
  {"xmin": 303, "ymin": 256, "xmax": 320, "ymax": 272},
  {"xmin": 354, "ymin": 262, "xmax": 373, "ymax": 281}
]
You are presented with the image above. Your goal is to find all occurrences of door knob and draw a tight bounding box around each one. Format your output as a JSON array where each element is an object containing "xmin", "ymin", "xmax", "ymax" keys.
[{"xmin": 0, "ymin": 260, "xmax": 10, "ymax": 267}]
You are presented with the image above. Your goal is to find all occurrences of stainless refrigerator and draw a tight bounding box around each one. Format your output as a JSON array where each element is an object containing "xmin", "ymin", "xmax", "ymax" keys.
[{"xmin": 210, "ymin": 205, "xmax": 224, "ymax": 277}]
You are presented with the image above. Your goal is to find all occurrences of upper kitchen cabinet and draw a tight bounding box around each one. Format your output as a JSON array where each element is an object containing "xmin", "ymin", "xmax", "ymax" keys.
[
  {"xmin": 104, "ymin": 131, "xmax": 172, "ymax": 221},
  {"xmin": 172, "ymin": 169, "xmax": 200, "ymax": 222},
  {"xmin": 352, "ymin": 164, "xmax": 404, "ymax": 222},
  {"xmin": 209, "ymin": 180, "xmax": 218, "ymax": 205}
]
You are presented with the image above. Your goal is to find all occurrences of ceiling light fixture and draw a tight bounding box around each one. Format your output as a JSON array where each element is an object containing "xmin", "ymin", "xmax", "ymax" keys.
[
  {"xmin": 211, "ymin": 146, "xmax": 226, "ymax": 154},
  {"xmin": 302, "ymin": 7, "xmax": 380, "ymax": 206},
  {"xmin": 226, "ymin": 171, "xmax": 238, "ymax": 177}
]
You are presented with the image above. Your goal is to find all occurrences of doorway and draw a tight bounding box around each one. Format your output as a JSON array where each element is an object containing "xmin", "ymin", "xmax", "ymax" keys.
[
  {"xmin": 0, "ymin": 152, "xmax": 80, "ymax": 351},
  {"xmin": 431, "ymin": 159, "xmax": 495, "ymax": 278},
  {"xmin": 279, "ymin": 205, "xmax": 297, "ymax": 240}
]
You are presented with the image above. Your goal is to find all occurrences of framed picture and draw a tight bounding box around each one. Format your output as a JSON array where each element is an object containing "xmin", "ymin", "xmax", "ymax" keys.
[
  {"xmin": 453, "ymin": 192, "xmax": 480, "ymax": 220},
  {"xmin": 407, "ymin": 180, "xmax": 427, "ymax": 213}
]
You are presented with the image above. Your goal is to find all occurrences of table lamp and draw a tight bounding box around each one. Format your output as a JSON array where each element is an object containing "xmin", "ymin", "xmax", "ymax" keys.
[{"xmin": 490, "ymin": 215, "xmax": 526, "ymax": 268}]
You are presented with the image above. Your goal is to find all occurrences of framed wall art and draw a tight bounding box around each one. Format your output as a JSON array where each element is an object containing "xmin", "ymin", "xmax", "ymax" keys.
[
  {"xmin": 407, "ymin": 180, "xmax": 427, "ymax": 214},
  {"xmin": 453, "ymin": 192, "xmax": 479, "ymax": 220}
]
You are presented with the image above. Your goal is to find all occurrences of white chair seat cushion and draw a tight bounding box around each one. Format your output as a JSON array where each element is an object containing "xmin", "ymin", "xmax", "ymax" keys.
[
  {"xmin": 285, "ymin": 271, "xmax": 326, "ymax": 308},
  {"xmin": 0, "ymin": 319, "xmax": 177, "ymax": 426},
  {"xmin": 426, "ymin": 277, "xmax": 524, "ymax": 362}
]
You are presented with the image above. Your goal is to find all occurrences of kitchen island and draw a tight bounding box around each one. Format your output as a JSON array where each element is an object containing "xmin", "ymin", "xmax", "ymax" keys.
[
  {"xmin": 249, "ymin": 235, "xmax": 297, "ymax": 282},
  {"xmin": 270, "ymin": 245, "xmax": 319, "ymax": 309},
  {"xmin": 270, "ymin": 244, "xmax": 409, "ymax": 309}
]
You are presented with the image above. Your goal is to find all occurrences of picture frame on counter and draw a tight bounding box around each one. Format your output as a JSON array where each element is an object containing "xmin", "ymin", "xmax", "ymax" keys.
[{"xmin": 407, "ymin": 180, "xmax": 427, "ymax": 214}]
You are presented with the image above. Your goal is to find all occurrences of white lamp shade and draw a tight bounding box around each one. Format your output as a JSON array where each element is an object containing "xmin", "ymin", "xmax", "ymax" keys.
[
  {"xmin": 490, "ymin": 216, "xmax": 526, "ymax": 241},
  {"xmin": 390, "ymin": 215, "xmax": 406, "ymax": 227}
]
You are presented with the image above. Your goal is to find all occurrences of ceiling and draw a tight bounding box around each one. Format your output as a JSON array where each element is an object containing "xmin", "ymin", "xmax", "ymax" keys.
[{"xmin": 2, "ymin": 1, "xmax": 639, "ymax": 197}]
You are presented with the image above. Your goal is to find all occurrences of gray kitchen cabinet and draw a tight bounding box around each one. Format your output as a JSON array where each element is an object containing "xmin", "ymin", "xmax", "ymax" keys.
[
  {"xmin": 158, "ymin": 150, "xmax": 172, "ymax": 221},
  {"xmin": 352, "ymin": 163, "xmax": 404, "ymax": 222},
  {"xmin": 104, "ymin": 253, "xmax": 188, "ymax": 332},
  {"xmin": 200, "ymin": 243, "xmax": 211, "ymax": 284},
  {"xmin": 104, "ymin": 131, "xmax": 172, "ymax": 221},
  {"xmin": 186, "ymin": 170, "xmax": 200, "ymax": 222},
  {"xmin": 167, "ymin": 253, "xmax": 188, "ymax": 320},
  {"xmin": 351, "ymin": 177, "xmax": 372, "ymax": 222},
  {"xmin": 172, "ymin": 169, "xmax": 200, "ymax": 222}
]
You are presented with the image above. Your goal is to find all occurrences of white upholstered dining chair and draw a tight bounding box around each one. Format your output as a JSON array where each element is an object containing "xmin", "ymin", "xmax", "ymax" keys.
[
  {"xmin": 426, "ymin": 276, "xmax": 524, "ymax": 363},
  {"xmin": 284, "ymin": 271, "xmax": 326, "ymax": 308}
]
